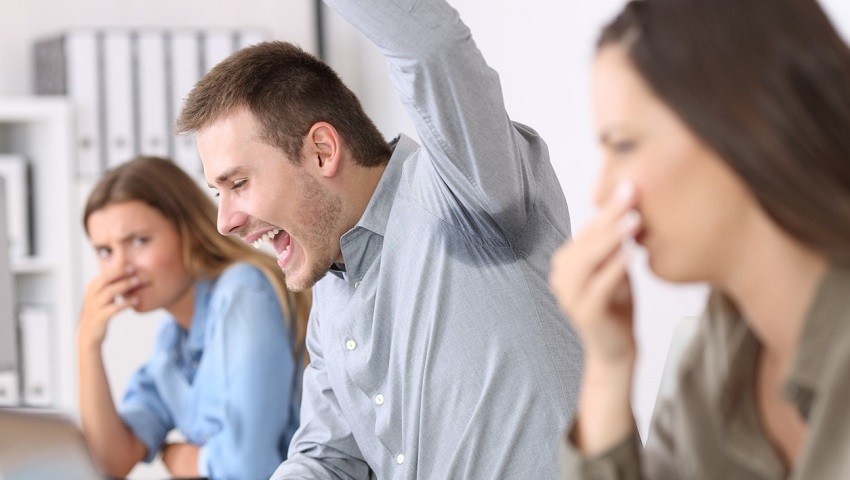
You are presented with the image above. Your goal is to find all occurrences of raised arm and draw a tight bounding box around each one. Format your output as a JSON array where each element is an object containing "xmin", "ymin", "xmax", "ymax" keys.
[
  {"xmin": 194, "ymin": 276, "xmax": 298, "ymax": 479},
  {"xmin": 325, "ymin": 0, "xmax": 538, "ymax": 237},
  {"xmin": 272, "ymin": 301, "xmax": 371, "ymax": 480}
]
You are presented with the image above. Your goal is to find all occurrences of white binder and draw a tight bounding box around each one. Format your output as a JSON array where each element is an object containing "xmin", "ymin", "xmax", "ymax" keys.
[
  {"xmin": 66, "ymin": 31, "xmax": 104, "ymax": 178},
  {"xmin": 0, "ymin": 179, "xmax": 18, "ymax": 396},
  {"xmin": 202, "ymin": 30, "xmax": 235, "ymax": 73},
  {"xmin": 19, "ymin": 305, "xmax": 54, "ymax": 407},
  {"xmin": 137, "ymin": 31, "xmax": 170, "ymax": 157},
  {"xmin": 0, "ymin": 371, "xmax": 19, "ymax": 407},
  {"xmin": 237, "ymin": 29, "xmax": 267, "ymax": 50},
  {"xmin": 0, "ymin": 155, "xmax": 31, "ymax": 259},
  {"xmin": 103, "ymin": 31, "xmax": 137, "ymax": 169},
  {"xmin": 168, "ymin": 30, "xmax": 202, "ymax": 176}
]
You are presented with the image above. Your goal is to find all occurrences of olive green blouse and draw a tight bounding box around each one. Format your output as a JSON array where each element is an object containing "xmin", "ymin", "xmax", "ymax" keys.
[{"xmin": 561, "ymin": 266, "xmax": 850, "ymax": 480}]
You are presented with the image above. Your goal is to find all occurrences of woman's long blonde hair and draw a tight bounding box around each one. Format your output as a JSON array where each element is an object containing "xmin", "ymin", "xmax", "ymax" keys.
[{"xmin": 83, "ymin": 156, "xmax": 311, "ymax": 363}]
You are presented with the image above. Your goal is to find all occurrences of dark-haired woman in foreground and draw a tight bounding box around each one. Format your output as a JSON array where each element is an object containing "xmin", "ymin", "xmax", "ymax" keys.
[{"xmin": 551, "ymin": 0, "xmax": 850, "ymax": 477}]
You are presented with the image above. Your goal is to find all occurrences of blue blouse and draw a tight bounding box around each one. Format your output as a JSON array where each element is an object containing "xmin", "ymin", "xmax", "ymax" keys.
[{"xmin": 118, "ymin": 262, "xmax": 301, "ymax": 480}]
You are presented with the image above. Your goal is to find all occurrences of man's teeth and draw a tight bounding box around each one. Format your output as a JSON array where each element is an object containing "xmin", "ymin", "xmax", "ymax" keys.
[{"xmin": 252, "ymin": 228, "xmax": 281, "ymax": 249}]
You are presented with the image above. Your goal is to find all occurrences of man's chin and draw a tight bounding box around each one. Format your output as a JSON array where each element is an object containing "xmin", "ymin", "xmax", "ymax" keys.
[
  {"xmin": 283, "ymin": 267, "xmax": 326, "ymax": 292},
  {"xmin": 284, "ymin": 278, "xmax": 311, "ymax": 293}
]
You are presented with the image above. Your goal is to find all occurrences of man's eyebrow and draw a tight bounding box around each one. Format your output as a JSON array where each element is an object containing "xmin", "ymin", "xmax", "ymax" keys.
[{"xmin": 209, "ymin": 166, "xmax": 246, "ymax": 188}]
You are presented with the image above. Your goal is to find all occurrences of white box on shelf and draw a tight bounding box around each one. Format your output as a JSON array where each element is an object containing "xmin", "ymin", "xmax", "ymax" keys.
[
  {"xmin": 18, "ymin": 305, "xmax": 54, "ymax": 407},
  {"xmin": 0, "ymin": 178, "xmax": 19, "ymax": 387},
  {"xmin": 0, "ymin": 371, "xmax": 20, "ymax": 406},
  {"xmin": 0, "ymin": 155, "xmax": 32, "ymax": 259}
]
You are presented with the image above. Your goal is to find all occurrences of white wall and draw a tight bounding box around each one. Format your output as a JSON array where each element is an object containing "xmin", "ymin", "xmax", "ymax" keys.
[{"xmin": 324, "ymin": 0, "xmax": 850, "ymax": 439}]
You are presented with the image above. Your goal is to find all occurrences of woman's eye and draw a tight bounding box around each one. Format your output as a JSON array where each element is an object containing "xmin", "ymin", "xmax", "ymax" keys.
[
  {"xmin": 95, "ymin": 247, "xmax": 111, "ymax": 259},
  {"xmin": 233, "ymin": 180, "xmax": 247, "ymax": 191},
  {"xmin": 613, "ymin": 140, "xmax": 636, "ymax": 155},
  {"xmin": 132, "ymin": 236, "xmax": 150, "ymax": 246}
]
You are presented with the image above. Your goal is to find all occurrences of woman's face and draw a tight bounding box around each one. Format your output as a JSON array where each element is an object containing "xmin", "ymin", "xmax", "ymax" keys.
[
  {"xmin": 86, "ymin": 200, "xmax": 194, "ymax": 314},
  {"xmin": 591, "ymin": 46, "xmax": 758, "ymax": 283}
]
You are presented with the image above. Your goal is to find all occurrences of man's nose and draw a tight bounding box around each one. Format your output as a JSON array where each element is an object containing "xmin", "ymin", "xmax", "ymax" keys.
[{"xmin": 216, "ymin": 197, "xmax": 248, "ymax": 236}]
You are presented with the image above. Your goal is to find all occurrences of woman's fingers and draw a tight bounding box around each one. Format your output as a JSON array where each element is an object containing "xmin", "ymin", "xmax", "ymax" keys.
[
  {"xmin": 87, "ymin": 264, "xmax": 136, "ymax": 296},
  {"xmin": 584, "ymin": 251, "xmax": 629, "ymax": 306},
  {"xmin": 93, "ymin": 275, "xmax": 140, "ymax": 308},
  {"xmin": 553, "ymin": 212, "xmax": 641, "ymax": 314},
  {"xmin": 78, "ymin": 265, "xmax": 140, "ymax": 350},
  {"xmin": 567, "ymin": 184, "xmax": 639, "ymax": 286},
  {"xmin": 550, "ymin": 180, "xmax": 641, "ymax": 362}
]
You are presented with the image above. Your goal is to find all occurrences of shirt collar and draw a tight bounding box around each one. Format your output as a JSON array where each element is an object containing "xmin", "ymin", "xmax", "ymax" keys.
[
  {"xmin": 352, "ymin": 134, "xmax": 418, "ymax": 237},
  {"xmin": 784, "ymin": 264, "xmax": 850, "ymax": 418},
  {"xmin": 337, "ymin": 135, "xmax": 419, "ymax": 284},
  {"xmin": 711, "ymin": 264, "xmax": 850, "ymax": 421},
  {"xmin": 707, "ymin": 291, "xmax": 760, "ymax": 419}
]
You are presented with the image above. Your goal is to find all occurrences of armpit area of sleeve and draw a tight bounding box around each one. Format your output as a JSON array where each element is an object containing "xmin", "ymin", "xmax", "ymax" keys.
[
  {"xmin": 559, "ymin": 423, "xmax": 643, "ymax": 480},
  {"xmin": 118, "ymin": 404, "xmax": 170, "ymax": 463}
]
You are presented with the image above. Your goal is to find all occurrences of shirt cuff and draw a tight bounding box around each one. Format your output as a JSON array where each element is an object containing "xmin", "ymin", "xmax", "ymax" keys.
[
  {"xmin": 197, "ymin": 444, "xmax": 211, "ymax": 477},
  {"xmin": 118, "ymin": 404, "xmax": 170, "ymax": 463},
  {"xmin": 559, "ymin": 422, "xmax": 643, "ymax": 480}
]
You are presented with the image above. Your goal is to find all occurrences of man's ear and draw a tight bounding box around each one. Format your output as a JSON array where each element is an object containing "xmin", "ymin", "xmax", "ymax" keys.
[{"xmin": 307, "ymin": 122, "xmax": 341, "ymax": 178}]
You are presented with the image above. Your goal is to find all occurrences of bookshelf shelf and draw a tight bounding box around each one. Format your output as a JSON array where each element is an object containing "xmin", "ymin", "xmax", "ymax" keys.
[
  {"xmin": 11, "ymin": 257, "xmax": 54, "ymax": 275},
  {"xmin": 0, "ymin": 97, "xmax": 77, "ymax": 414}
]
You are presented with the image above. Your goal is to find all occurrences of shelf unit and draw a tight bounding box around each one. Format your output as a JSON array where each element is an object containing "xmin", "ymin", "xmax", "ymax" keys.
[{"xmin": 0, "ymin": 97, "xmax": 78, "ymax": 415}]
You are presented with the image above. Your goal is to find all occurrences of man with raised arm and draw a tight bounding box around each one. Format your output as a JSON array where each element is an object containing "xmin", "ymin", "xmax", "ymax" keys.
[{"xmin": 176, "ymin": 0, "xmax": 581, "ymax": 478}]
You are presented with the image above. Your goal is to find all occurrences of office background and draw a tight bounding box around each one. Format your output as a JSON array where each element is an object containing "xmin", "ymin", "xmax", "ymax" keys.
[{"xmin": 0, "ymin": 0, "xmax": 848, "ymax": 453}]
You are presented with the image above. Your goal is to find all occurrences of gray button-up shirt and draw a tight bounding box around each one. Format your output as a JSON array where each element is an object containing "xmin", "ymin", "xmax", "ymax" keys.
[
  {"xmin": 560, "ymin": 266, "xmax": 850, "ymax": 480},
  {"xmin": 273, "ymin": 0, "xmax": 583, "ymax": 478}
]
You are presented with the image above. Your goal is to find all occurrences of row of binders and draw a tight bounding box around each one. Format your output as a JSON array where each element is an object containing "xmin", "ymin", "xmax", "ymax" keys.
[{"xmin": 34, "ymin": 29, "xmax": 267, "ymax": 178}]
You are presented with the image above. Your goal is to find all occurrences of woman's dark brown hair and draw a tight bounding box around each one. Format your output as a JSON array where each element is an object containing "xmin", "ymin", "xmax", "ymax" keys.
[
  {"xmin": 599, "ymin": 0, "xmax": 850, "ymax": 264},
  {"xmin": 84, "ymin": 156, "xmax": 311, "ymax": 363}
]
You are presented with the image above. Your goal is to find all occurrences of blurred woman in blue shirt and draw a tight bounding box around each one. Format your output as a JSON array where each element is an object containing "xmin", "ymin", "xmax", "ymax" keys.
[{"xmin": 77, "ymin": 156, "xmax": 311, "ymax": 480}]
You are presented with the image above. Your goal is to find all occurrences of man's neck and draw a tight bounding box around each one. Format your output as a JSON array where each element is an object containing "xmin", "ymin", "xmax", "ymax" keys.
[{"xmin": 340, "ymin": 160, "xmax": 388, "ymax": 227}]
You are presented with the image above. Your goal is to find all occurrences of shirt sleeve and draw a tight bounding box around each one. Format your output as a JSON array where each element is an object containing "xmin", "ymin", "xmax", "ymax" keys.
[
  {"xmin": 271, "ymin": 302, "xmax": 371, "ymax": 480},
  {"xmin": 559, "ymin": 422, "xmax": 644, "ymax": 480},
  {"xmin": 196, "ymin": 271, "xmax": 298, "ymax": 480},
  {"xmin": 323, "ymin": 0, "xmax": 539, "ymax": 239},
  {"xmin": 118, "ymin": 338, "xmax": 177, "ymax": 463}
]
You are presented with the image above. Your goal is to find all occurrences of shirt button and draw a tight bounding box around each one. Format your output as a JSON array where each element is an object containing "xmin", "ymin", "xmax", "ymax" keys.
[
  {"xmin": 374, "ymin": 394, "xmax": 385, "ymax": 405},
  {"xmin": 396, "ymin": 453, "xmax": 405, "ymax": 464},
  {"xmin": 345, "ymin": 338, "xmax": 357, "ymax": 351},
  {"xmin": 354, "ymin": 280, "xmax": 361, "ymax": 289}
]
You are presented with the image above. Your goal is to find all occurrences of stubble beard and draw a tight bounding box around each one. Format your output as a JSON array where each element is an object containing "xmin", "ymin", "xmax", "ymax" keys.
[{"xmin": 283, "ymin": 172, "xmax": 344, "ymax": 292}]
